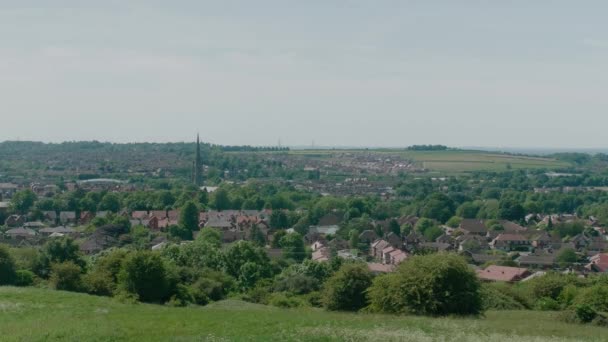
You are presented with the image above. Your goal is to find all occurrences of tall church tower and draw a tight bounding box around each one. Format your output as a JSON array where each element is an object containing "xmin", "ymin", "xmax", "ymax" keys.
[{"xmin": 194, "ymin": 134, "xmax": 203, "ymax": 186}]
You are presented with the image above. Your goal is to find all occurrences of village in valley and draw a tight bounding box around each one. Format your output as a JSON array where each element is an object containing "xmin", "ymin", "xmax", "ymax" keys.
[{"xmin": 2, "ymin": 138, "xmax": 608, "ymax": 287}]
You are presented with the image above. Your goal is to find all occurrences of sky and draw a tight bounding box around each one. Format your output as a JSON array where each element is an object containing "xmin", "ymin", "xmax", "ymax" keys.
[{"xmin": 1, "ymin": 1, "xmax": 607, "ymax": 148}]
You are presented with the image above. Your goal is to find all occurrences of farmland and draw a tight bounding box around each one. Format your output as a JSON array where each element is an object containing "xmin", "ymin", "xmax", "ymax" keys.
[
  {"xmin": 0, "ymin": 287, "xmax": 604, "ymax": 342},
  {"xmin": 288, "ymin": 149, "xmax": 571, "ymax": 173}
]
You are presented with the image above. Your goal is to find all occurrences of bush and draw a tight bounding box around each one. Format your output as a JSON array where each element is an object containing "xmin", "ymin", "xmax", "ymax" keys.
[
  {"xmin": 0, "ymin": 244, "xmax": 17, "ymax": 285},
  {"xmin": 118, "ymin": 251, "xmax": 176, "ymax": 303},
  {"xmin": 268, "ymin": 293, "xmax": 308, "ymax": 308},
  {"xmin": 83, "ymin": 271, "xmax": 116, "ymax": 296},
  {"xmin": 322, "ymin": 263, "xmax": 373, "ymax": 312},
  {"xmin": 536, "ymin": 297, "xmax": 561, "ymax": 311},
  {"xmin": 575, "ymin": 304, "xmax": 597, "ymax": 323},
  {"xmin": 480, "ymin": 283, "xmax": 525, "ymax": 311},
  {"xmin": 574, "ymin": 284, "xmax": 608, "ymax": 312},
  {"xmin": 274, "ymin": 274, "xmax": 320, "ymax": 295},
  {"xmin": 528, "ymin": 273, "xmax": 576, "ymax": 301},
  {"xmin": 49, "ymin": 262, "xmax": 83, "ymax": 292},
  {"xmin": 14, "ymin": 270, "xmax": 35, "ymax": 287},
  {"xmin": 368, "ymin": 253, "xmax": 482, "ymax": 316}
]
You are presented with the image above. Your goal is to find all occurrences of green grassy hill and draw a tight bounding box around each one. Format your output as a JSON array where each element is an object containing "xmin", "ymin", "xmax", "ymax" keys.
[{"xmin": 0, "ymin": 287, "xmax": 605, "ymax": 341}]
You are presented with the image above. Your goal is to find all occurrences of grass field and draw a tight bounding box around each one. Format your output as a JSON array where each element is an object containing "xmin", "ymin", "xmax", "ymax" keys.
[
  {"xmin": 288, "ymin": 149, "xmax": 570, "ymax": 173},
  {"xmin": 0, "ymin": 287, "xmax": 605, "ymax": 341}
]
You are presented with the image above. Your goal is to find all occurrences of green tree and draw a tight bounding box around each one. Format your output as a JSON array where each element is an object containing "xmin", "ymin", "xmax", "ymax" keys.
[
  {"xmin": 270, "ymin": 210, "xmax": 289, "ymax": 229},
  {"xmin": 212, "ymin": 188, "xmax": 231, "ymax": 211},
  {"xmin": 49, "ymin": 261, "xmax": 83, "ymax": 292},
  {"xmin": 556, "ymin": 248, "xmax": 578, "ymax": 267},
  {"xmin": 98, "ymin": 193, "xmax": 121, "ymax": 212},
  {"xmin": 36, "ymin": 238, "xmax": 85, "ymax": 277},
  {"xmin": 198, "ymin": 228, "xmax": 222, "ymax": 248},
  {"xmin": 323, "ymin": 263, "xmax": 373, "ymax": 311},
  {"xmin": 368, "ymin": 253, "xmax": 482, "ymax": 316},
  {"xmin": 10, "ymin": 189, "xmax": 37, "ymax": 214},
  {"xmin": 0, "ymin": 245, "xmax": 17, "ymax": 285},
  {"xmin": 180, "ymin": 201, "xmax": 199, "ymax": 231},
  {"xmin": 118, "ymin": 251, "xmax": 175, "ymax": 303},
  {"xmin": 249, "ymin": 224, "xmax": 267, "ymax": 247},
  {"xmin": 388, "ymin": 219, "xmax": 401, "ymax": 236},
  {"xmin": 279, "ymin": 232, "xmax": 306, "ymax": 262},
  {"xmin": 271, "ymin": 230, "xmax": 287, "ymax": 248}
]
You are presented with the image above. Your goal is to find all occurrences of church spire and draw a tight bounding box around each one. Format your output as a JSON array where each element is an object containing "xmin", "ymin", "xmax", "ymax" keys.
[{"xmin": 194, "ymin": 134, "xmax": 203, "ymax": 186}]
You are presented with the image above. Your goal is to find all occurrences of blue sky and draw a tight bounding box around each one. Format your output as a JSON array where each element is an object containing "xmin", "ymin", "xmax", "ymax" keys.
[{"xmin": 1, "ymin": 1, "xmax": 607, "ymax": 147}]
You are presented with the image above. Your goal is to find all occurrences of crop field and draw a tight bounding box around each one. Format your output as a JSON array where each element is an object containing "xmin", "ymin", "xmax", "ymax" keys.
[
  {"xmin": 0, "ymin": 287, "xmax": 605, "ymax": 341},
  {"xmin": 288, "ymin": 149, "xmax": 571, "ymax": 173}
]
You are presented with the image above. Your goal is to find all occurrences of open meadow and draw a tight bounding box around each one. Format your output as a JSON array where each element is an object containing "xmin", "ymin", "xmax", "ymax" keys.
[{"xmin": 0, "ymin": 287, "xmax": 605, "ymax": 342}]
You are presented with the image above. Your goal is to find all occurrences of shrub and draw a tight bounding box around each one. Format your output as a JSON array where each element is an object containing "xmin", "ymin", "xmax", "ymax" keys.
[
  {"xmin": 118, "ymin": 251, "xmax": 176, "ymax": 303},
  {"xmin": 49, "ymin": 262, "xmax": 83, "ymax": 292},
  {"xmin": 575, "ymin": 304, "xmax": 597, "ymax": 323},
  {"xmin": 323, "ymin": 263, "xmax": 373, "ymax": 312},
  {"xmin": 528, "ymin": 273, "xmax": 575, "ymax": 300},
  {"xmin": 536, "ymin": 297, "xmax": 561, "ymax": 311},
  {"xmin": 480, "ymin": 283, "xmax": 525, "ymax": 311},
  {"xmin": 0, "ymin": 244, "xmax": 17, "ymax": 285},
  {"xmin": 268, "ymin": 293, "xmax": 308, "ymax": 308},
  {"xmin": 274, "ymin": 274, "xmax": 320, "ymax": 295},
  {"xmin": 574, "ymin": 284, "xmax": 608, "ymax": 312},
  {"xmin": 83, "ymin": 271, "xmax": 116, "ymax": 296},
  {"xmin": 368, "ymin": 253, "xmax": 482, "ymax": 316},
  {"xmin": 14, "ymin": 270, "xmax": 35, "ymax": 287}
]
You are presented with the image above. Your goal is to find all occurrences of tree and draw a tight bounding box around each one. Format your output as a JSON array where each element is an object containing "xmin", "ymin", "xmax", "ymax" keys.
[
  {"xmin": 10, "ymin": 189, "xmax": 37, "ymax": 214},
  {"xmin": 323, "ymin": 263, "xmax": 373, "ymax": 311},
  {"xmin": 224, "ymin": 241, "xmax": 271, "ymax": 280},
  {"xmin": 556, "ymin": 248, "xmax": 578, "ymax": 267},
  {"xmin": 49, "ymin": 261, "xmax": 83, "ymax": 292},
  {"xmin": 279, "ymin": 232, "xmax": 306, "ymax": 262},
  {"xmin": 388, "ymin": 219, "xmax": 401, "ymax": 236},
  {"xmin": 36, "ymin": 238, "xmax": 85, "ymax": 277},
  {"xmin": 271, "ymin": 230, "xmax": 287, "ymax": 248},
  {"xmin": 212, "ymin": 188, "xmax": 231, "ymax": 211},
  {"xmin": 446, "ymin": 216, "xmax": 462, "ymax": 228},
  {"xmin": 118, "ymin": 251, "xmax": 175, "ymax": 303},
  {"xmin": 249, "ymin": 224, "xmax": 266, "ymax": 247},
  {"xmin": 180, "ymin": 201, "xmax": 199, "ymax": 231},
  {"xmin": 349, "ymin": 230, "xmax": 359, "ymax": 249},
  {"xmin": 498, "ymin": 199, "xmax": 525, "ymax": 222},
  {"xmin": 368, "ymin": 253, "xmax": 482, "ymax": 316},
  {"xmin": 98, "ymin": 193, "xmax": 121, "ymax": 212},
  {"xmin": 270, "ymin": 210, "xmax": 289, "ymax": 229},
  {"xmin": 420, "ymin": 193, "xmax": 455, "ymax": 223},
  {"xmin": 0, "ymin": 244, "xmax": 16, "ymax": 285},
  {"xmin": 198, "ymin": 228, "xmax": 222, "ymax": 248}
]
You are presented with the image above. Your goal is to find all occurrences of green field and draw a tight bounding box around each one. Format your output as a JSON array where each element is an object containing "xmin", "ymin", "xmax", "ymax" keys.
[
  {"xmin": 0, "ymin": 287, "xmax": 604, "ymax": 341},
  {"xmin": 289, "ymin": 149, "xmax": 570, "ymax": 173}
]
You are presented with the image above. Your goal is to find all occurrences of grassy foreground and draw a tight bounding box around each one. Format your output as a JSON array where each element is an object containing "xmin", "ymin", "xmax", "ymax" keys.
[{"xmin": 0, "ymin": 287, "xmax": 604, "ymax": 342}]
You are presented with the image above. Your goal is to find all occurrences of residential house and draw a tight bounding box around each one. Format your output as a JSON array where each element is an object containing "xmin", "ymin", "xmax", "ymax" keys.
[
  {"xmin": 500, "ymin": 220, "xmax": 528, "ymax": 234},
  {"xmin": 477, "ymin": 265, "xmax": 531, "ymax": 282},
  {"xmin": 149, "ymin": 210, "xmax": 167, "ymax": 220},
  {"xmin": 131, "ymin": 211, "xmax": 149, "ymax": 220},
  {"xmin": 491, "ymin": 234, "xmax": 531, "ymax": 252},
  {"xmin": 586, "ymin": 253, "xmax": 608, "ymax": 273},
  {"xmin": 5, "ymin": 227, "xmax": 36, "ymax": 239},
  {"xmin": 358, "ymin": 230, "xmax": 378, "ymax": 244},
  {"xmin": 367, "ymin": 263, "xmax": 394, "ymax": 274},
  {"xmin": 39, "ymin": 226, "xmax": 76, "ymax": 237},
  {"xmin": 80, "ymin": 211, "xmax": 94, "ymax": 225},
  {"xmin": 5, "ymin": 214, "xmax": 25, "ymax": 227},
  {"xmin": 370, "ymin": 239, "xmax": 390, "ymax": 260},
  {"xmin": 59, "ymin": 211, "xmax": 77, "ymax": 225},
  {"xmin": 518, "ymin": 255, "xmax": 557, "ymax": 269},
  {"xmin": 312, "ymin": 247, "xmax": 331, "ymax": 262},
  {"xmin": 42, "ymin": 211, "xmax": 57, "ymax": 223},
  {"xmin": 385, "ymin": 232, "xmax": 402, "ymax": 248},
  {"xmin": 459, "ymin": 219, "xmax": 488, "ymax": 236},
  {"xmin": 419, "ymin": 242, "xmax": 452, "ymax": 252}
]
